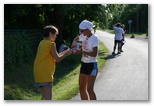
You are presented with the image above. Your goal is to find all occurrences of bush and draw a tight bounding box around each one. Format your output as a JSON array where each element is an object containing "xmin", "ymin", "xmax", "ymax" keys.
[{"xmin": 4, "ymin": 34, "xmax": 32, "ymax": 69}]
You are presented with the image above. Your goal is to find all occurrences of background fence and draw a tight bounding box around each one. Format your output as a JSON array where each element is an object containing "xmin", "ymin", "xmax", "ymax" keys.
[{"xmin": 4, "ymin": 29, "xmax": 42, "ymax": 52}]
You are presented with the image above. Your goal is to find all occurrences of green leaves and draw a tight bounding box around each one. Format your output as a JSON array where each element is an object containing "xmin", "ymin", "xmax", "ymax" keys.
[{"xmin": 4, "ymin": 34, "xmax": 32, "ymax": 68}]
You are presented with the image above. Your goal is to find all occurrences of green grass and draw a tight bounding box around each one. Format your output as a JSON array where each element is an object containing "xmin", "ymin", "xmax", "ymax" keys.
[
  {"xmin": 4, "ymin": 40, "xmax": 108, "ymax": 100},
  {"xmin": 126, "ymin": 33, "xmax": 146, "ymax": 36},
  {"xmin": 4, "ymin": 63, "xmax": 40, "ymax": 100}
]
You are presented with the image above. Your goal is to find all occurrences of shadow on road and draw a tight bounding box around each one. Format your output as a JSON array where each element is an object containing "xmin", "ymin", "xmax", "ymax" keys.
[{"xmin": 107, "ymin": 53, "xmax": 121, "ymax": 59}]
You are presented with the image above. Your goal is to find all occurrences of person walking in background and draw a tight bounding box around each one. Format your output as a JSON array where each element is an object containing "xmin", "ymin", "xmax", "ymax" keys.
[
  {"xmin": 120, "ymin": 24, "xmax": 126, "ymax": 52},
  {"xmin": 112, "ymin": 23, "xmax": 124, "ymax": 54},
  {"xmin": 34, "ymin": 25, "xmax": 72, "ymax": 100},
  {"xmin": 71, "ymin": 20, "xmax": 98, "ymax": 100}
]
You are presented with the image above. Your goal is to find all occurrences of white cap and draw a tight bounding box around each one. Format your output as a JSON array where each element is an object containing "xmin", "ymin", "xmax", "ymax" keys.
[{"xmin": 79, "ymin": 20, "xmax": 94, "ymax": 31}]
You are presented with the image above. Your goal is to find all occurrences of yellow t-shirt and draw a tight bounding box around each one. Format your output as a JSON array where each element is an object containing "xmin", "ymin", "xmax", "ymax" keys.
[{"xmin": 34, "ymin": 39, "xmax": 56, "ymax": 82}]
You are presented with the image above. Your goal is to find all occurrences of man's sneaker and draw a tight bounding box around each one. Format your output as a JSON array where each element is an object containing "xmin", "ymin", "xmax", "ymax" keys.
[{"xmin": 120, "ymin": 50, "xmax": 124, "ymax": 52}]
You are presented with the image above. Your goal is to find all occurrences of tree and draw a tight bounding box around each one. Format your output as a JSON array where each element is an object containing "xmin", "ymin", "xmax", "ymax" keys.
[
  {"xmin": 120, "ymin": 4, "xmax": 148, "ymax": 33},
  {"xmin": 4, "ymin": 4, "xmax": 46, "ymax": 29},
  {"xmin": 104, "ymin": 4, "xmax": 126, "ymax": 29},
  {"xmin": 4, "ymin": 4, "xmax": 107, "ymax": 47}
]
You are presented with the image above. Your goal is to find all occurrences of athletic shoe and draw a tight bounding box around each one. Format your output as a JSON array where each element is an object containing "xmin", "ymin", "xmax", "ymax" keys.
[
  {"xmin": 112, "ymin": 52, "xmax": 115, "ymax": 55},
  {"xmin": 117, "ymin": 51, "xmax": 121, "ymax": 54}
]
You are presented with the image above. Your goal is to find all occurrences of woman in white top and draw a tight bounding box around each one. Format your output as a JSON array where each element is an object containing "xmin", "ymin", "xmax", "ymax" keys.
[{"xmin": 71, "ymin": 20, "xmax": 98, "ymax": 100}]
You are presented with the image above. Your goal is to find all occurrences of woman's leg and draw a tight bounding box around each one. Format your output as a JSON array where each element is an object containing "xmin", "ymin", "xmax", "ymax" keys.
[
  {"xmin": 40, "ymin": 86, "xmax": 52, "ymax": 100},
  {"xmin": 79, "ymin": 73, "xmax": 88, "ymax": 100},
  {"xmin": 87, "ymin": 75, "xmax": 97, "ymax": 100}
]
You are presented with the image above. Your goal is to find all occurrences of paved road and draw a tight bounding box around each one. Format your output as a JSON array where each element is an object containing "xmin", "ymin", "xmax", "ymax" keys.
[{"xmin": 71, "ymin": 30, "xmax": 148, "ymax": 100}]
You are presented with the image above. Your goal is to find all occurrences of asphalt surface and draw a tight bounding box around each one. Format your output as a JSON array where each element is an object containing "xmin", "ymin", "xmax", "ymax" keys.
[{"xmin": 71, "ymin": 30, "xmax": 148, "ymax": 100}]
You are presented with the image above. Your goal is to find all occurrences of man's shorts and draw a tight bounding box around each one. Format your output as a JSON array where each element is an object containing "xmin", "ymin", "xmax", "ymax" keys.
[
  {"xmin": 80, "ymin": 62, "xmax": 98, "ymax": 76},
  {"xmin": 115, "ymin": 40, "xmax": 122, "ymax": 43}
]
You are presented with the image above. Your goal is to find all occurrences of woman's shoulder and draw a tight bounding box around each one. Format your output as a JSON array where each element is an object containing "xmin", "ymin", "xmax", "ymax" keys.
[{"xmin": 92, "ymin": 34, "xmax": 98, "ymax": 39}]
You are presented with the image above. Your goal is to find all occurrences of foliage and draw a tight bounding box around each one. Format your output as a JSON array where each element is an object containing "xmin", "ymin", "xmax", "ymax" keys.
[
  {"xmin": 99, "ymin": 4, "xmax": 148, "ymax": 33},
  {"xmin": 4, "ymin": 4, "xmax": 107, "ymax": 47},
  {"xmin": 4, "ymin": 34, "xmax": 32, "ymax": 69},
  {"xmin": 104, "ymin": 4, "xmax": 127, "ymax": 29},
  {"xmin": 120, "ymin": 4, "xmax": 148, "ymax": 33},
  {"xmin": 4, "ymin": 4, "xmax": 148, "ymax": 33},
  {"xmin": 4, "ymin": 4, "xmax": 45, "ymax": 29}
]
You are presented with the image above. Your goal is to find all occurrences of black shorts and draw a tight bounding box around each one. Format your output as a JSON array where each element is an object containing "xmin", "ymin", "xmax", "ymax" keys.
[
  {"xmin": 80, "ymin": 62, "xmax": 98, "ymax": 76},
  {"xmin": 114, "ymin": 40, "xmax": 122, "ymax": 43}
]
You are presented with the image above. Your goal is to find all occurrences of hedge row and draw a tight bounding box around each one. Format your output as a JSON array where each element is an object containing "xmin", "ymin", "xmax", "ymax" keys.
[{"xmin": 4, "ymin": 35, "xmax": 33, "ymax": 69}]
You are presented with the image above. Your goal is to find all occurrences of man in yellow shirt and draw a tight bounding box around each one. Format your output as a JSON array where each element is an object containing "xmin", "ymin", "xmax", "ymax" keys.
[{"xmin": 34, "ymin": 25, "xmax": 72, "ymax": 100}]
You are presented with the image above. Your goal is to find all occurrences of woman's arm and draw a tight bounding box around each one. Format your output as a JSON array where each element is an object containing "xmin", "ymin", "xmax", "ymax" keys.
[
  {"xmin": 76, "ymin": 46, "xmax": 98, "ymax": 57},
  {"xmin": 83, "ymin": 47, "xmax": 98, "ymax": 57}
]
